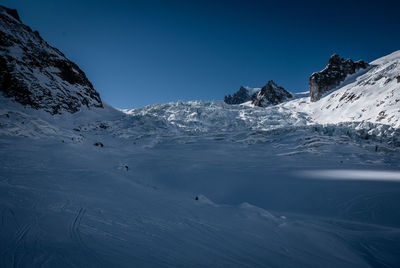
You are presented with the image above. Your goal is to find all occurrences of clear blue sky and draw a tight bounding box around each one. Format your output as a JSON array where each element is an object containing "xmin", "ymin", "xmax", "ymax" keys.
[{"xmin": 4, "ymin": 0, "xmax": 400, "ymax": 108}]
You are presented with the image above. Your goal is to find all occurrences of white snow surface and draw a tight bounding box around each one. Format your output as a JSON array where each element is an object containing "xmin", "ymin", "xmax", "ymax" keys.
[{"xmin": 0, "ymin": 51, "xmax": 400, "ymax": 267}]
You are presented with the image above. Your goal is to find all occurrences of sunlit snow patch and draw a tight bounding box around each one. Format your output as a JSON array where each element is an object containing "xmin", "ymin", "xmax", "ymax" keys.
[{"xmin": 300, "ymin": 170, "xmax": 400, "ymax": 182}]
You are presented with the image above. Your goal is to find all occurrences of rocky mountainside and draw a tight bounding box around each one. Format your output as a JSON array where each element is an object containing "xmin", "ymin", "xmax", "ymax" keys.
[
  {"xmin": 252, "ymin": 80, "xmax": 292, "ymax": 107},
  {"xmin": 309, "ymin": 54, "xmax": 369, "ymax": 101},
  {"xmin": 0, "ymin": 5, "xmax": 103, "ymax": 114}
]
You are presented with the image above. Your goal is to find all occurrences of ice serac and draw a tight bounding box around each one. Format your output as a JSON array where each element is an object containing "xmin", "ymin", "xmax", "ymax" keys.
[
  {"xmin": 309, "ymin": 54, "xmax": 369, "ymax": 102},
  {"xmin": 224, "ymin": 86, "xmax": 256, "ymax": 104},
  {"xmin": 0, "ymin": 5, "xmax": 103, "ymax": 114},
  {"xmin": 252, "ymin": 80, "xmax": 292, "ymax": 107}
]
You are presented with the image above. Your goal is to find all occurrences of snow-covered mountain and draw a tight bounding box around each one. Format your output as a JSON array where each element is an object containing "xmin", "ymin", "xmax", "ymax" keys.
[
  {"xmin": 0, "ymin": 5, "xmax": 103, "ymax": 114},
  {"xmin": 286, "ymin": 50, "xmax": 400, "ymax": 128},
  {"xmin": 1, "ymin": 5, "xmax": 400, "ymax": 268}
]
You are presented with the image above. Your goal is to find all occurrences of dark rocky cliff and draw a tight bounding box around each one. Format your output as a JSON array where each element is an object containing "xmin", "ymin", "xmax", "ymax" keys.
[
  {"xmin": 0, "ymin": 5, "xmax": 103, "ymax": 114},
  {"xmin": 309, "ymin": 54, "xmax": 369, "ymax": 102}
]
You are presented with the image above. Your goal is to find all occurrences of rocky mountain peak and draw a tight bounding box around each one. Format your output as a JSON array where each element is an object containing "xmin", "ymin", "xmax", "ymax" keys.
[
  {"xmin": 224, "ymin": 86, "xmax": 256, "ymax": 105},
  {"xmin": 252, "ymin": 80, "xmax": 292, "ymax": 107},
  {"xmin": 328, "ymin": 53, "xmax": 341, "ymax": 65},
  {"xmin": 0, "ymin": 5, "xmax": 103, "ymax": 114},
  {"xmin": 309, "ymin": 54, "xmax": 369, "ymax": 102}
]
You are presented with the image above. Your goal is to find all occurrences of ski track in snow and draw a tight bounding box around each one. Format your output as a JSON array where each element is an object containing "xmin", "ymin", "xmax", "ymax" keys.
[{"xmin": 69, "ymin": 208, "xmax": 86, "ymax": 251}]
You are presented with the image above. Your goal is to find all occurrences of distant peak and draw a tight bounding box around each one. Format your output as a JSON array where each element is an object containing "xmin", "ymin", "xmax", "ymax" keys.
[{"xmin": 0, "ymin": 5, "xmax": 21, "ymax": 23}]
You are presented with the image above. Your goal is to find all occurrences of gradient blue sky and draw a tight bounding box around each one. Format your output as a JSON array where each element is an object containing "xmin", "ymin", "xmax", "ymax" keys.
[{"xmin": 4, "ymin": 0, "xmax": 400, "ymax": 108}]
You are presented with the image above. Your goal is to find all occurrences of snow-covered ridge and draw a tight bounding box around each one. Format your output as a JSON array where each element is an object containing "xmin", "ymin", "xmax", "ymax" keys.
[
  {"xmin": 309, "ymin": 54, "xmax": 369, "ymax": 101},
  {"xmin": 287, "ymin": 50, "xmax": 400, "ymax": 128}
]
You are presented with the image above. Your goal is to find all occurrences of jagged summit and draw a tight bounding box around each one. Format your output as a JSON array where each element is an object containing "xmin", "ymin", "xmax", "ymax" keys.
[
  {"xmin": 0, "ymin": 5, "xmax": 103, "ymax": 114},
  {"xmin": 252, "ymin": 80, "xmax": 292, "ymax": 107},
  {"xmin": 309, "ymin": 54, "xmax": 369, "ymax": 102}
]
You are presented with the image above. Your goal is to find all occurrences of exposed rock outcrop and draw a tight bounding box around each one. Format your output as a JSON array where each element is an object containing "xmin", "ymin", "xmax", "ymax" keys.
[
  {"xmin": 252, "ymin": 80, "xmax": 292, "ymax": 107},
  {"xmin": 94, "ymin": 142, "xmax": 104, "ymax": 147},
  {"xmin": 224, "ymin": 86, "xmax": 256, "ymax": 104},
  {"xmin": 309, "ymin": 54, "xmax": 369, "ymax": 102},
  {"xmin": 0, "ymin": 5, "xmax": 103, "ymax": 114}
]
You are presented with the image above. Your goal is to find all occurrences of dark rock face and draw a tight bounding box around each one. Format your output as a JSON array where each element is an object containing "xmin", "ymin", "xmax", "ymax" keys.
[
  {"xmin": 309, "ymin": 54, "xmax": 369, "ymax": 102},
  {"xmin": 224, "ymin": 86, "xmax": 256, "ymax": 104},
  {"xmin": 0, "ymin": 5, "xmax": 21, "ymax": 23},
  {"xmin": 397, "ymin": 75, "xmax": 400, "ymax": 83},
  {"xmin": 0, "ymin": 6, "xmax": 103, "ymax": 114},
  {"xmin": 252, "ymin": 80, "xmax": 292, "ymax": 107}
]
